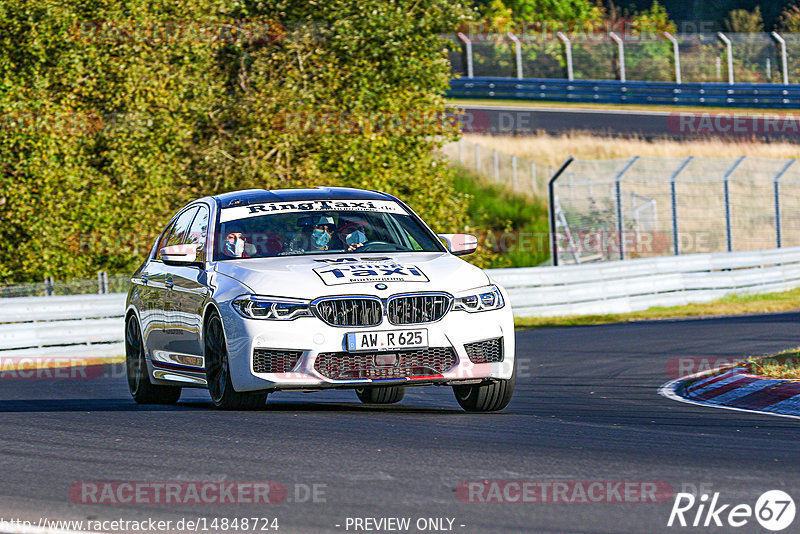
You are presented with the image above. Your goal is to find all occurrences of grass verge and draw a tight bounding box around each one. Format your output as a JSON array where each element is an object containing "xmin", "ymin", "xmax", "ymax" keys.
[
  {"xmin": 452, "ymin": 165, "xmax": 549, "ymax": 268},
  {"xmin": 746, "ymin": 349, "xmax": 800, "ymax": 379},
  {"xmin": 515, "ymin": 286, "xmax": 800, "ymax": 329},
  {"xmin": 461, "ymin": 132, "xmax": 800, "ymax": 170}
]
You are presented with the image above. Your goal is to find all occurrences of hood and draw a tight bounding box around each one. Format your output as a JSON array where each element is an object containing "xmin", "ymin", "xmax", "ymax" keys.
[{"xmin": 213, "ymin": 252, "xmax": 490, "ymax": 300}]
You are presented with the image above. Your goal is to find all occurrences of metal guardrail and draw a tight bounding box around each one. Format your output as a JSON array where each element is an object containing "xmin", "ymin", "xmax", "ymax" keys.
[
  {"xmin": 490, "ymin": 246, "xmax": 800, "ymax": 317},
  {"xmin": 0, "ymin": 293, "xmax": 126, "ymax": 360},
  {"xmin": 3, "ymin": 246, "xmax": 800, "ymax": 358},
  {"xmin": 448, "ymin": 77, "xmax": 800, "ymax": 108}
]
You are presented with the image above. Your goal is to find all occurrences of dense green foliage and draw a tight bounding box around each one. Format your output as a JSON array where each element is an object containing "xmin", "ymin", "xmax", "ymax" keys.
[
  {"xmin": 452, "ymin": 166, "xmax": 549, "ymax": 268},
  {"xmin": 0, "ymin": 0, "xmax": 470, "ymax": 282}
]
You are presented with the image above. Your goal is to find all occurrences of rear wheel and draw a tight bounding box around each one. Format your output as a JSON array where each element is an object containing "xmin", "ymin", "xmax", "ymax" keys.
[
  {"xmin": 453, "ymin": 366, "xmax": 515, "ymax": 412},
  {"xmin": 355, "ymin": 386, "xmax": 405, "ymax": 404},
  {"xmin": 125, "ymin": 315, "xmax": 182, "ymax": 405},
  {"xmin": 204, "ymin": 312, "xmax": 267, "ymax": 410}
]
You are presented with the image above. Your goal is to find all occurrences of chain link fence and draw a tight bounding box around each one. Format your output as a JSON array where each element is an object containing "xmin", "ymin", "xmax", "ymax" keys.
[
  {"xmin": 0, "ymin": 272, "xmax": 129, "ymax": 298},
  {"xmin": 552, "ymin": 156, "xmax": 800, "ymax": 264},
  {"xmin": 447, "ymin": 32, "xmax": 800, "ymax": 84},
  {"xmin": 442, "ymin": 138, "xmax": 553, "ymax": 196}
]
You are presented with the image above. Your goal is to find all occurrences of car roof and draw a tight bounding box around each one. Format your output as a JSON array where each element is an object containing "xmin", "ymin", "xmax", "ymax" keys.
[{"xmin": 212, "ymin": 187, "xmax": 394, "ymax": 209}]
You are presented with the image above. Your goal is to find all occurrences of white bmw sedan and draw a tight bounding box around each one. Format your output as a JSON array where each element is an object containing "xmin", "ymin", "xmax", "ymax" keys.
[{"xmin": 125, "ymin": 187, "xmax": 515, "ymax": 411}]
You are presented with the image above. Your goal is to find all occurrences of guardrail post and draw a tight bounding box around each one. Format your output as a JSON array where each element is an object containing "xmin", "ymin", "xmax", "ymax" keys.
[
  {"xmin": 475, "ymin": 143, "xmax": 480, "ymax": 172},
  {"xmin": 44, "ymin": 276, "xmax": 54, "ymax": 297},
  {"xmin": 609, "ymin": 32, "xmax": 626, "ymax": 83},
  {"xmin": 771, "ymin": 31, "xmax": 789, "ymax": 84},
  {"xmin": 531, "ymin": 161, "xmax": 537, "ymax": 194},
  {"xmin": 723, "ymin": 156, "xmax": 746, "ymax": 252},
  {"xmin": 507, "ymin": 32, "xmax": 523, "ymax": 79},
  {"xmin": 670, "ymin": 156, "xmax": 693, "ymax": 255},
  {"xmin": 717, "ymin": 32, "xmax": 734, "ymax": 85},
  {"xmin": 664, "ymin": 32, "xmax": 681, "ymax": 84},
  {"xmin": 614, "ymin": 156, "xmax": 639, "ymax": 261},
  {"xmin": 548, "ymin": 156, "xmax": 575, "ymax": 266},
  {"xmin": 457, "ymin": 32, "xmax": 473, "ymax": 78},
  {"xmin": 773, "ymin": 159, "xmax": 796, "ymax": 248},
  {"xmin": 511, "ymin": 155, "xmax": 518, "ymax": 190},
  {"xmin": 557, "ymin": 32, "xmax": 573, "ymax": 81},
  {"xmin": 493, "ymin": 149, "xmax": 499, "ymax": 182},
  {"xmin": 458, "ymin": 138, "xmax": 463, "ymax": 163}
]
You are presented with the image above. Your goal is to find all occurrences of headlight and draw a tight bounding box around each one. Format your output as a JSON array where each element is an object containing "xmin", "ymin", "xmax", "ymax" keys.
[
  {"xmin": 231, "ymin": 296, "xmax": 312, "ymax": 320},
  {"xmin": 453, "ymin": 285, "xmax": 505, "ymax": 313}
]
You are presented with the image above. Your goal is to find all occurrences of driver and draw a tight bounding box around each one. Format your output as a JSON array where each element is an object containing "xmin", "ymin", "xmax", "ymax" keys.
[
  {"xmin": 222, "ymin": 223, "xmax": 250, "ymax": 258},
  {"xmin": 337, "ymin": 218, "xmax": 368, "ymax": 251}
]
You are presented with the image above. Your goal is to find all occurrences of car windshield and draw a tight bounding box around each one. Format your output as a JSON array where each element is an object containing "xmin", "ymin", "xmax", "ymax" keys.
[{"xmin": 214, "ymin": 199, "xmax": 443, "ymax": 259}]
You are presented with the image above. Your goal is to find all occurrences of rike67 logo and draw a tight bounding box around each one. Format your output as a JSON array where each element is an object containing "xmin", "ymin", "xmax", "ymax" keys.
[{"xmin": 668, "ymin": 490, "xmax": 795, "ymax": 531}]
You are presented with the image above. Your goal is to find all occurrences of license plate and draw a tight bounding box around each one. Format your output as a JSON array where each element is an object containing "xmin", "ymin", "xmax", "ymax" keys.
[{"xmin": 346, "ymin": 329, "xmax": 428, "ymax": 352}]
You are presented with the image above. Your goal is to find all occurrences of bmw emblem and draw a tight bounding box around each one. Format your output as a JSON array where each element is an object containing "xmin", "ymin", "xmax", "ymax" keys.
[{"xmin": 375, "ymin": 283, "xmax": 388, "ymax": 290}]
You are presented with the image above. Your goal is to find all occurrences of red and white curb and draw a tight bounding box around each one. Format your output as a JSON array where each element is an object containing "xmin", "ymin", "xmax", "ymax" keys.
[{"xmin": 659, "ymin": 367, "xmax": 800, "ymax": 420}]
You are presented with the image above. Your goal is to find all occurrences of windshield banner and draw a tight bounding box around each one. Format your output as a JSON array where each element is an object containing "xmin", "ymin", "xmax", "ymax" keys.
[{"xmin": 221, "ymin": 199, "xmax": 406, "ymax": 222}]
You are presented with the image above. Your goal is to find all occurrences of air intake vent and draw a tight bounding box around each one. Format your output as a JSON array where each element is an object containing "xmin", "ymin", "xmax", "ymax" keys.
[
  {"xmin": 464, "ymin": 338, "xmax": 503, "ymax": 364},
  {"xmin": 387, "ymin": 293, "xmax": 451, "ymax": 325},
  {"xmin": 313, "ymin": 297, "xmax": 382, "ymax": 327},
  {"xmin": 314, "ymin": 347, "xmax": 457, "ymax": 380},
  {"xmin": 253, "ymin": 349, "xmax": 303, "ymax": 373}
]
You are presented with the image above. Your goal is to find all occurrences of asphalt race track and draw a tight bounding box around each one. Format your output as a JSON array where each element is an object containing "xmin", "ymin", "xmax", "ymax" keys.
[
  {"xmin": 454, "ymin": 104, "xmax": 800, "ymax": 142},
  {"xmin": 2, "ymin": 313, "xmax": 800, "ymax": 533}
]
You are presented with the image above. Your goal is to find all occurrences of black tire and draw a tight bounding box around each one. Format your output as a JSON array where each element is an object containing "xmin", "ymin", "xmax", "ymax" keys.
[
  {"xmin": 355, "ymin": 386, "xmax": 405, "ymax": 404},
  {"xmin": 125, "ymin": 314, "xmax": 182, "ymax": 405},
  {"xmin": 453, "ymin": 366, "xmax": 515, "ymax": 412},
  {"xmin": 204, "ymin": 312, "xmax": 267, "ymax": 410}
]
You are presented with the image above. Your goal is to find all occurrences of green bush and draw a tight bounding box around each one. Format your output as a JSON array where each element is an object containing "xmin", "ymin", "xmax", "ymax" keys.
[{"xmin": 0, "ymin": 0, "xmax": 470, "ymax": 282}]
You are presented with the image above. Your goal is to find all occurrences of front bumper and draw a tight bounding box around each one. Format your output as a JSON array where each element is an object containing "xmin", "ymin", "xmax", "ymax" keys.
[{"xmin": 220, "ymin": 303, "xmax": 515, "ymax": 393}]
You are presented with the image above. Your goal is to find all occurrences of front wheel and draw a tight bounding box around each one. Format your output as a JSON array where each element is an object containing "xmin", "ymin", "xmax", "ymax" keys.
[
  {"xmin": 452, "ymin": 367, "xmax": 515, "ymax": 412},
  {"xmin": 355, "ymin": 386, "xmax": 405, "ymax": 404},
  {"xmin": 125, "ymin": 315, "xmax": 182, "ymax": 405},
  {"xmin": 204, "ymin": 312, "xmax": 267, "ymax": 410}
]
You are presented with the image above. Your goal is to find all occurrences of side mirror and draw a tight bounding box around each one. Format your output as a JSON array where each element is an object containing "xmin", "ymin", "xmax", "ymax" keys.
[
  {"xmin": 438, "ymin": 233, "xmax": 478, "ymax": 256},
  {"xmin": 161, "ymin": 243, "xmax": 200, "ymax": 265}
]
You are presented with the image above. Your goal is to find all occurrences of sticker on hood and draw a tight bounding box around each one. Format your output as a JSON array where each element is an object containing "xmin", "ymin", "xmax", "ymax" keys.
[{"xmin": 313, "ymin": 262, "xmax": 429, "ymax": 286}]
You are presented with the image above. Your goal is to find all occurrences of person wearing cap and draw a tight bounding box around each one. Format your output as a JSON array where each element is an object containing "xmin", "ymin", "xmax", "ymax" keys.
[{"xmin": 222, "ymin": 223, "xmax": 251, "ymax": 258}]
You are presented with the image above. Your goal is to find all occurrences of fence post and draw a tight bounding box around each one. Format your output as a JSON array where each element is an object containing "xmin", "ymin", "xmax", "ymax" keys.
[
  {"xmin": 548, "ymin": 156, "xmax": 575, "ymax": 266},
  {"xmin": 44, "ymin": 276, "xmax": 54, "ymax": 297},
  {"xmin": 512, "ymin": 156, "xmax": 518, "ymax": 190},
  {"xmin": 507, "ymin": 32, "xmax": 523, "ymax": 79},
  {"xmin": 557, "ymin": 32, "xmax": 573, "ymax": 81},
  {"xmin": 609, "ymin": 32, "xmax": 626, "ymax": 83},
  {"xmin": 475, "ymin": 144, "xmax": 481, "ymax": 172},
  {"xmin": 771, "ymin": 32, "xmax": 789, "ymax": 84},
  {"xmin": 722, "ymin": 156, "xmax": 746, "ymax": 252},
  {"xmin": 531, "ymin": 161, "xmax": 537, "ymax": 195},
  {"xmin": 458, "ymin": 138, "xmax": 463, "ymax": 164},
  {"xmin": 664, "ymin": 32, "xmax": 681, "ymax": 84},
  {"xmin": 457, "ymin": 32, "xmax": 473, "ymax": 78},
  {"xmin": 614, "ymin": 156, "xmax": 639, "ymax": 261},
  {"xmin": 773, "ymin": 159, "xmax": 796, "ymax": 248},
  {"xmin": 717, "ymin": 32, "xmax": 734, "ymax": 85},
  {"xmin": 493, "ymin": 149, "xmax": 499, "ymax": 182},
  {"xmin": 670, "ymin": 156, "xmax": 693, "ymax": 255}
]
